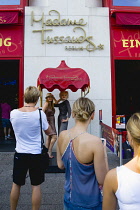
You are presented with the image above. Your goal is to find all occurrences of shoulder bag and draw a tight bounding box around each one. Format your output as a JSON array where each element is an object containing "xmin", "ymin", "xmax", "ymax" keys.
[{"xmin": 39, "ymin": 108, "xmax": 50, "ymax": 171}]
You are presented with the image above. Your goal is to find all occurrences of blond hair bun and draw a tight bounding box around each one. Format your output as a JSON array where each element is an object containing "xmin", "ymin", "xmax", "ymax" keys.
[{"xmin": 72, "ymin": 97, "xmax": 95, "ymax": 122}]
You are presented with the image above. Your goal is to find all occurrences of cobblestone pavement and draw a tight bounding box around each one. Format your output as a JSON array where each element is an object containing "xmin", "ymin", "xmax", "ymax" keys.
[{"xmin": 0, "ymin": 148, "xmax": 129, "ymax": 209}]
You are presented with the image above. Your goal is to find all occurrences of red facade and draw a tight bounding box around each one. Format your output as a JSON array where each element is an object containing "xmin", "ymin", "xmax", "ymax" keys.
[
  {"xmin": 103, "ymin": 0, "xmax": 140, "ymax": 128},
  {"xmin": 0, "ymin": 0, "xmax": 28, "ymax": 108}
]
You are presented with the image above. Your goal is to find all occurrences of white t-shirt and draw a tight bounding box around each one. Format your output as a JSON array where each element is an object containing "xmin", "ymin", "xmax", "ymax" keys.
[
  {"xmin": 115, "ymin": 165, "xmax": 140, "ymax": 210},
  {"xmin": 10, "ymin": 109, "xmax": 48, "ymax": 154}
]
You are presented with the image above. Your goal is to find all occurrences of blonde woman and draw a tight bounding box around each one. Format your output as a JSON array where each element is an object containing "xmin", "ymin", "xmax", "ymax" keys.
[
  {"xmin": 103, "ymin": 112, "xmax": 140, "ymax": 210},
  {"xmin": 57, "ymin": 97, "xmax": 108, "ymax": 210},
  {"xmin": 42, "ymin": 93, "xmax": 57, "ymax": 158},
  {"xmin": 10, "ymin": 86, "xmax": 50, "ymax": 210}
]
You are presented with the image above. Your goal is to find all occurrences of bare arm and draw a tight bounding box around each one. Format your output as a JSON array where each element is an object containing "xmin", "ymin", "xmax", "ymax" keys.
[
  {"xmin": 102, "ymin": 139, "xmax": 109, "ymax": 172},
  {"xmin": 93, "ymin": 138, "xmax": 109, "ymax": 185},
  {"xmin": 53, "ymin": 96, "xmax": 58, "ymax": 104},
  {"xmin": 53, "ymin": 95, "xmax": 62, "ymax": 104},
  {"xmin": 57, "ymin": 99, "xmax": 62, "ymax": 103},
  {"xmin": 44, "ymin": 125, "xmax": 52, "ymax": 136},
  {"xmin": 42, "ymin": 102, "xmax": 48, "ymax": 112},
  {"xmin": 54, "ymin": 99, "xmax": 62, "ymax": 107},
  {"xmin": 103, "ymin": 169, "xmax": 118, "ymax": 210},
  {"xmin": 57, "ymin": 132, "xmax": 65, "ymax": 169}
]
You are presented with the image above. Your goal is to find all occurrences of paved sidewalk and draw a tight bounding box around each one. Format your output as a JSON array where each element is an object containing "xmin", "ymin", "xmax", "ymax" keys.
[{"xmin": 0, "ymin": 150, "xmax": 128, "ymax": 210}]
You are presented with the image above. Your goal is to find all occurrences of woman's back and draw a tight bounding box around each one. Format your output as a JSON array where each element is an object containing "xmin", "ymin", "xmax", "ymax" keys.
[
  {"xmin": 116, "ymin": 165, "xmax": 140, "ymax": 210},
  {"xmin": 57, "ymin": 97, "xmax": 108, "ymax": 209},
  {"xmin": 10, "ymin": 109, "xmax": 48, "ymax": 154},
  {"xmin": 61, "ymin": 130, "xmax": 102, "ymax": 208},
  {"xmin": 59, "ymin": 129, "xmax": 100, "ymax": 164}
]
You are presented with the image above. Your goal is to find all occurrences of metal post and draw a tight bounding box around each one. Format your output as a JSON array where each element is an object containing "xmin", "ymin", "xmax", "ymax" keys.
[{"xmin": 119, "ymin": 132, "xmax": 123, "ymax": 166}]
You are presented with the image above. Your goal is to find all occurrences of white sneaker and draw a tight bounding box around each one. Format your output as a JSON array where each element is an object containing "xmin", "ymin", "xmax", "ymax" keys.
[{"xmin": 7, "ymin": 135, "xmax": 13, "ymax": 139}]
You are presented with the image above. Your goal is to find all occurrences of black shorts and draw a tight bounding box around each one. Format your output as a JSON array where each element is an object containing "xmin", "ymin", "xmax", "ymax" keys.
[{"xmin": 13, "ymin": 152, "xmax": 45, "ymax": 186}]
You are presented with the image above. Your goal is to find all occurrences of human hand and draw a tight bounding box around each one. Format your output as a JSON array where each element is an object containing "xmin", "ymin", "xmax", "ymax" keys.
[{"xmin": 61, "ymin": 118, "xmax": 68, "ymax": 122}]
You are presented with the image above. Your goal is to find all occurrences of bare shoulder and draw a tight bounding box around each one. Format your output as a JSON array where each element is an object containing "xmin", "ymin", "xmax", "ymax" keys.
[
  {"xmin": 58, "ymin": 130, "xmax": 69, "ymax": 143},
  {"xmin": 105, "ymin": 168, "xmax": 117, "ymax": 180},
  {"xmin": 104, "ymin": 168, "xmax": 118, "ymax": 192},
  {"xmin": 58, "ymin": 130, "xmax": 70, "ymax": 154},
  {"xmin": 43, "ymin": 101, "xmax": 48, "ymax": 106},
  {"xmin": 87, "ymin": 133, "xmax": 102, "ymax": 146},
  {"xmin": 59, "ymin": 130, "xmax": 68, "ymax": 137},
  {"xmin": 83, "ymin": 134, "xmax": 103, "ymax": 153},
  {"xmin": 42, "ymin": 102, "xmax": 48, "ymax": 111},
  {"xmin": 86, "ymin": 133, "xmax": 101, "ymax": 142}
]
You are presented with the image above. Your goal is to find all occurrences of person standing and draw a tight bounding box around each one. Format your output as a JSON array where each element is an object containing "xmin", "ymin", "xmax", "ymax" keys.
[
  {"xmin": 57, "ymin": 97, "xmax": 108, "ymax": 210},
  {"xmin": 10, "ymin": 86, "xmax": 50, "ymax": 210},
  {"xmin": 0, "ymin": 103, "xmax": 2, "ymax": 138},
  {"xmin": 103, "ymin": 112, "xmax": 140, "ymax": 210},
  {"xmin": 42, "ymin": 93, "xmax": 57, "ymax": 158},
  {"xmin": 1, "ymin": 100, "xmax": 12, "ymax": 140},
  {"xmin": 54, "ymin": 91, "xmax": 71, "ymax": 135}
]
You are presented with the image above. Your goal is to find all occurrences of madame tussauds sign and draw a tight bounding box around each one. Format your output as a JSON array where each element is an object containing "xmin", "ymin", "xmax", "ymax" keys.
[{"xmin": 31, "ymin": 10, "xmax": 104, "ymax": 52}]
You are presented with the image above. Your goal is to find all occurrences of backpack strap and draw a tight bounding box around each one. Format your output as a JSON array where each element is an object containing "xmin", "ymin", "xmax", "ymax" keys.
[{"xmin": 68, "ymin": 130, "xmax": 87, "ymax": 200}]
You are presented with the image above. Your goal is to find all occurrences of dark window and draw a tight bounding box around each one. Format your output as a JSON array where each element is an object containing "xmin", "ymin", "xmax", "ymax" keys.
[
  {"xmin": 115, "ymin": 60, "xmax": 140, "ymax": 123},
  {"xmin": 0, "ymin": 60, "xmax": 19, "ymax": 109}
]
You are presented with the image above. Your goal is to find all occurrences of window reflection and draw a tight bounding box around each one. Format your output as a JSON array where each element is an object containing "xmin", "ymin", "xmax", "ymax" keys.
[
  {"xmin": 0, "ymin": 0, "xmax": 20, "ymax": 5},
  {"xmin": 113, "ymin": 0, "xmax": 140, "ymax": 6}
]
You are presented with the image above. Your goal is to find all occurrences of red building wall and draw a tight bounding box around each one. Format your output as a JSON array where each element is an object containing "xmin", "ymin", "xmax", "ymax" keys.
[
  {"xmin": 0, "ymin": 0, "xmax": 28, "ymax": 107},
  {"xmin": 103, "ymin": 0, "xmax": 140, "ymax": 128}
]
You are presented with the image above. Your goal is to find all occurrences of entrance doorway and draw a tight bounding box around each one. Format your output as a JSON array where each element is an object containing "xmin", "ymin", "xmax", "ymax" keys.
[
  {"xmin": 115, "ymin": 60, "xmax": 140, "ymax": 124},
  {"xmin": 0, "ymin": 60, "xmax": 19, "ymax": 109},
  {"xmin": 0, "ymin": 59, "xmax": 19, "ymax": 151}
]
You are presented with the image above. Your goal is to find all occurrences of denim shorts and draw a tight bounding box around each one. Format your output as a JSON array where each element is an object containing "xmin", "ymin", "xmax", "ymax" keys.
[
  {"xmin": 13, "ymin": 152, "xmax": 45, "ymax": 186},
  {"xmin": 2, "ymin": 118, "xmax": 11, "ymax": 128},
  {"xmin": 64, "ymin": 201, "xmax": 102, "ymax": 210}
]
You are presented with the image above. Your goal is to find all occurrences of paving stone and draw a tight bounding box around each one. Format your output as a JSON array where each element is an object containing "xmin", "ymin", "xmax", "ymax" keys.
[{"xmin": 0, "ymin": 148, "xmax": 129, "ymax": 209}]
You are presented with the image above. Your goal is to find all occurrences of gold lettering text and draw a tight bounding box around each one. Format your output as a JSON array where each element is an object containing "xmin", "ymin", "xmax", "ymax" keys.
[
  {"xmin": 4, "ymin": 38, "xmax": 11, "ymax": 46},
  {"xmin": 130, "ymin": 40, "xmax": 134, "ymax": 48},
  {"xmin": 122, "ymin": 39, "xmax": 129, "ymax": 47},
  {"xmin": 0, "ymin": 38, "xmax": 12, "ymax": 47},
  {"xmin": 136, "ymin": 40, "xmax": 140, "ymax": 48},
  {"xmin": 31, "ymin": 10, "xmax": 87, "ymax": 27}
]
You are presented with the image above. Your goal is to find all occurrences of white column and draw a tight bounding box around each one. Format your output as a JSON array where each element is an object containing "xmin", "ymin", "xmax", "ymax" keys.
[
  {"xmin": 85, "ymin": 0, "xmax": 102, "ymax": 7},
  {"xmin": 29, "ymin": 0, "xmax": 49, "ymax": 6}
]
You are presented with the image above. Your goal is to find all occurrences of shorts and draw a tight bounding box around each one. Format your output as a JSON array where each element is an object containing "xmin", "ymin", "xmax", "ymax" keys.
[
  {"xmin": 64, "ymin": 201, "xmax": 102, "ymax": 210},
  {"xmin": 2, "ymin": 118, "xmax": 11, "ymax": 128},
  {"xmin": 13, "ymin": 152, "xmax": 45, "ymax": 186}
]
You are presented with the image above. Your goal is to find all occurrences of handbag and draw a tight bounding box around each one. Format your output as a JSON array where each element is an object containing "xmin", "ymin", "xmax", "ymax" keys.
[{"xmin": 39, "ymin": 108, "xmax": 50, "ymax": 171}]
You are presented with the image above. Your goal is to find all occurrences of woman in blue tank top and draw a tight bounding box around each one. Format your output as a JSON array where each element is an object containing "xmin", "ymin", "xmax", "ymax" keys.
[{"xmin": 57, "ymin": 97, "xmax": 109, "ymax": 210}]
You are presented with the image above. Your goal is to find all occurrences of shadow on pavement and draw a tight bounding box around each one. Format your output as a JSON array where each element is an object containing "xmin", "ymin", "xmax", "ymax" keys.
[
  {"xmin": 0, "ymin": 139, "xmax": 64, "ymax": 173},
  {"xmin": 0, "ymin": 138, "xmax": 16, "ymax": 152}
]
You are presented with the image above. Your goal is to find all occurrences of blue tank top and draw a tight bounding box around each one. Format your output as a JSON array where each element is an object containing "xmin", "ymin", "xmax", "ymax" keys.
[{"xmin": 62, "ymin": 134, "xmax": 102, "ymax": 209}]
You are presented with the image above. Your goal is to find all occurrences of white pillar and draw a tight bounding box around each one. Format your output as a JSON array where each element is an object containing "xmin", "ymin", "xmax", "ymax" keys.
[
  {"xmin": 85, "ymin": 0, "xmax": 102, "ymax": 7},
  {"xmin": 29, "ymin": 0, "xmax": 49, "ymax": 6}
]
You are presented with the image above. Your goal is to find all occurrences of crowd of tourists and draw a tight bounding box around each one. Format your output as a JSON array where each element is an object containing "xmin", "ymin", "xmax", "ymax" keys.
[{"xmin": 8, "ymin": 86, "xmax": 140, "ymax": 210}]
